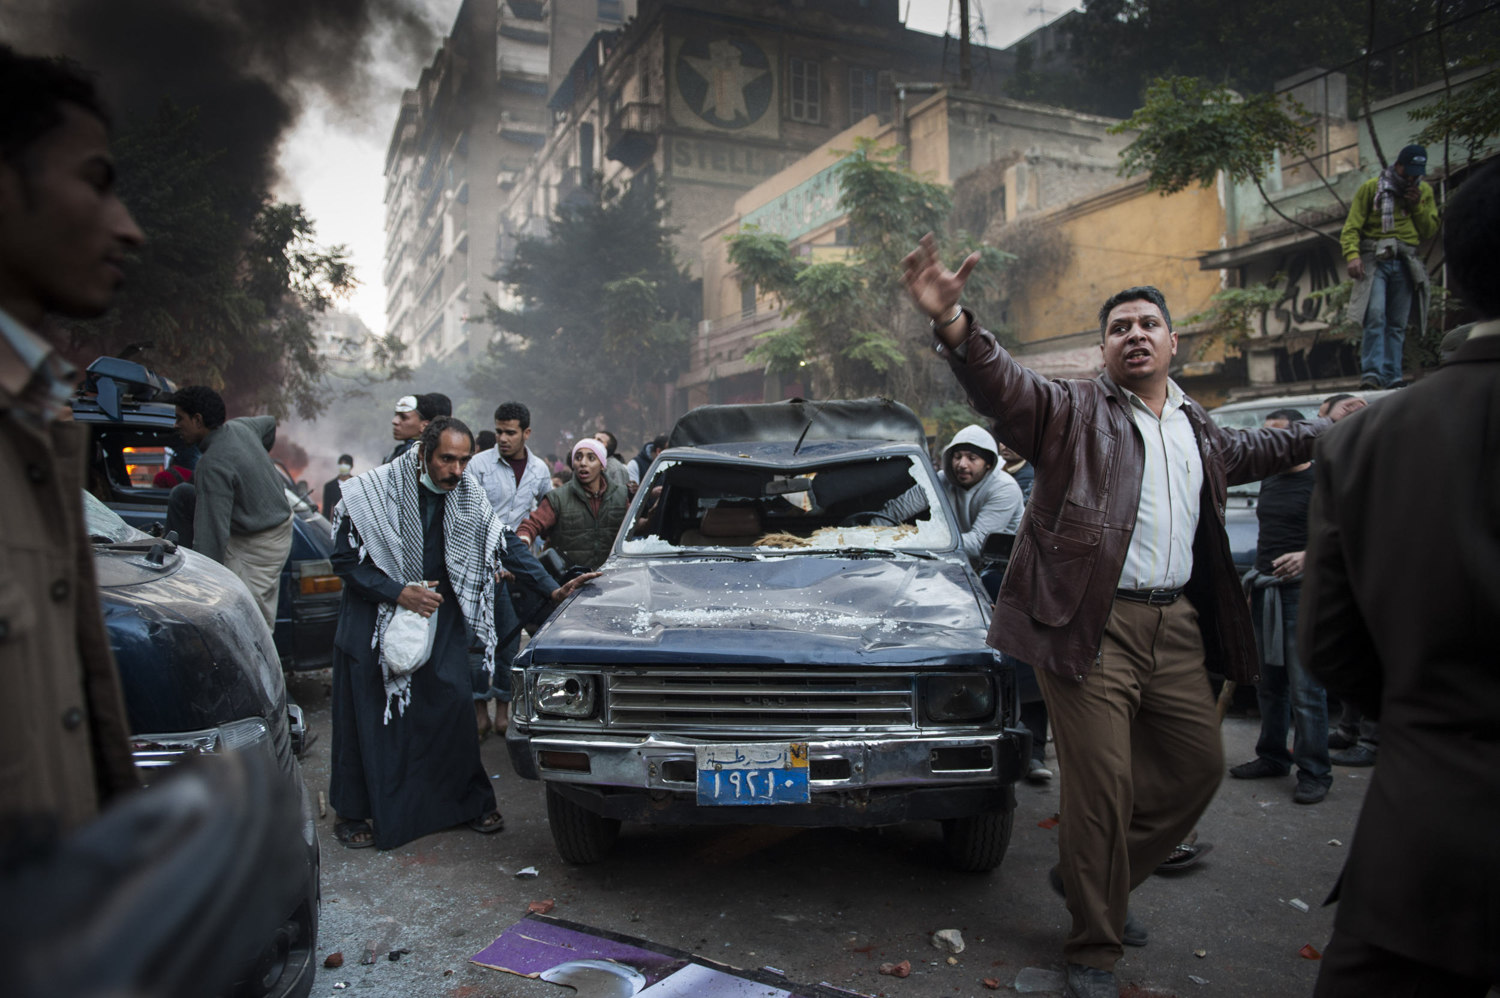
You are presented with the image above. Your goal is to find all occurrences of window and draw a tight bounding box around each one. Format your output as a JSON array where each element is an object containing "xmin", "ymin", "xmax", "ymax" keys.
[
  {"xmin": 740, "ymin": 279, "xmax": 756, "ymax": 318},
  {"xmin": 849, "ymin": 68, "xmax": 877, "ymax": 121},
  {"xmin": 579, "ymin": 122, "xmax": 594, "ymax": 177},
  {"xmin": 789, "ymin": 58, "xmax": 821, "ymax": 123},
  {"xmin": 597, "ymin": 0, "xmax": 623, "ymax": 22}
]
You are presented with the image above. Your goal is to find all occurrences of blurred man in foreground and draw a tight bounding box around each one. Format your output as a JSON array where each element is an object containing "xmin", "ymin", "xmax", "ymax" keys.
[
  {"xmin": 1304, "ymin": 159, "xmax": 1500, "ymax": 997},
  {"xmin": 0, "ymin": 42, "xmax": 142, "ymax": 839}
]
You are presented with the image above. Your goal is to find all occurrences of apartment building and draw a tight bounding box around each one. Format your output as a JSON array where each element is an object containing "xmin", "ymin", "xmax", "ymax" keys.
[{"xmin": 383, "ymin": 0, "xmax": 636, "ymax": 364}]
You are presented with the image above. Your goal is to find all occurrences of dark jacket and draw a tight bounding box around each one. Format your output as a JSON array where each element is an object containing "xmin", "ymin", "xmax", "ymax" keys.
[
  {"xmin": 547, "ymin": 478, "xmax": 629, "ymax": 572},
  {"xmin": 1300, "ymin": 330, "xmax": 1500, "ymax": 981},
  {"xmin": 945, "ymin": 319, "xmax": 1326, "ymax": 683}
]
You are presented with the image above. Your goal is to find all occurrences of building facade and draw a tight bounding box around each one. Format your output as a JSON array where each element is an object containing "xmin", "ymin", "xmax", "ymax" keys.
[
  {"xmin": 384, "ymin": 0, "xmax": 635, "ymax": 365},
  {"xmin": 692, "ymin": 86, "xmax": 1131, "ymax": 409},
  {"xmin": 498, "ymin": 0, "xmax": 1017, "ymax": 285}
]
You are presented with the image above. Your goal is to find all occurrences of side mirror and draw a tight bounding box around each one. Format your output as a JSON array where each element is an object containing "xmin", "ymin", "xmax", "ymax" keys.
[{"xmin": 980, "ymin": 532, "xmax": 1015, "ymax": 567}]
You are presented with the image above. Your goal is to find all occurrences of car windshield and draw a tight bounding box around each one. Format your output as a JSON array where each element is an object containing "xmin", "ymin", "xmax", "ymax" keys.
[
  {"xmin": 285, "ymin": 487, "xmax": 315, "ymax": 515},
  {"xmin": 82, "ymin": 490, "xmax": 146, "ymax": 543},
  {"xmin": 620, "ymin": 453, "xmax": 957, "ymax": 556}
]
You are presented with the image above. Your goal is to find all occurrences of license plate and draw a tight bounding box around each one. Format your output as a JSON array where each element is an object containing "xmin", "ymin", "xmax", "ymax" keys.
[{"xmin": 695, "ymin": 742, "xmax": 810, "ymax": 805}]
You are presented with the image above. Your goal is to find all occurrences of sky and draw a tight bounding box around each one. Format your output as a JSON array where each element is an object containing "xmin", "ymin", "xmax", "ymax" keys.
[{"xmin": 272, "ymin": 0, "xmax": 1075, "ymax": 337}]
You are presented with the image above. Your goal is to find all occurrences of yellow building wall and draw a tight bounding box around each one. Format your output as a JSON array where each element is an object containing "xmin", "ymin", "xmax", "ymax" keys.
[{"xmin": 1005, "ymin": 179, "xmax": 1227, "ymax": 358}]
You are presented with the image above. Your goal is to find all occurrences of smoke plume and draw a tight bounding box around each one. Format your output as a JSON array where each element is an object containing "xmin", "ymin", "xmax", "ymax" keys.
[{"xmin": 4, "ymin": 0, "xmax": 443, "ymax": 192}]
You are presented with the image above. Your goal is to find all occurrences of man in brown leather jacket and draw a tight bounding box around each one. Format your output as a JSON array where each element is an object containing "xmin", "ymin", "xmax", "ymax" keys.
[
  {"xmin": 903, "ymin": 234, "xmax": 1362, "ymax": 998},
  {"xmin": 0, "ymin": 46, "xmax": 143, "ymax": 842}
]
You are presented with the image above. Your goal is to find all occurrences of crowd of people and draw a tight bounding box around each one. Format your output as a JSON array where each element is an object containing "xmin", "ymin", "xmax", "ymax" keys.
[{"xmin": 2, "ymin": 39, "xmax": 1496, "ymax": 998}]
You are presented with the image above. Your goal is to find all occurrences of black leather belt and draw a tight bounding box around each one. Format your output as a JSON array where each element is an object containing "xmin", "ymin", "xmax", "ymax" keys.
[{"xmin": 1116, "ymin": 586, "xmax": 1184, "ymax": 606}]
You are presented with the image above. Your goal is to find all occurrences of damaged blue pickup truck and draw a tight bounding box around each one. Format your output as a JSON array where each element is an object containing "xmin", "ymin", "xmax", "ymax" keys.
[{"xmin": 506, "ymin": 399, "xmax": 1027, "ymax": 871}]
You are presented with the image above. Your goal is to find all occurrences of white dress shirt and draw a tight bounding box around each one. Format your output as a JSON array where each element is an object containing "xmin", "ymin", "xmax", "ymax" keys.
[{"xmin": 1118, "ymin": 379, "xmax": 1203, "ymax": 590}]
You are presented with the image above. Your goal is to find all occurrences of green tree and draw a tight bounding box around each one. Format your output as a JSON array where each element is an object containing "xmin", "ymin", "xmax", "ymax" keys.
[
  {"xmin": 1110, "ymin": 76, "xmax": 1344, "ymax": 245},
  {"xmin": 1113, "ymin": 77, "xmax": 1315, "ymax": 195},
  {"xmin": 726, "ymin": 138, "xmax": 1010, "ymax": 410},
  {"xmin": 1408, "ymin": 57, "xmax": 1500, "ymax": 166},
  {"xmin": 62, "ymin": 104, "xmax": 358, "ymax": 419},
  {"xmin": 1012, "ymin": 0, "xmax": 1497, "ymax": 120},
  {"xmin": 471, "ymin": 173, "xmax": 697, "ymax": 447}
]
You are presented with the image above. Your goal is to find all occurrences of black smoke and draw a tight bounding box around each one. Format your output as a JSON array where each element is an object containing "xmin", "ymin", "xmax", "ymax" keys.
[{"xmin": 4, "ymin": 0, "xmax": 443, "ymax": 192}]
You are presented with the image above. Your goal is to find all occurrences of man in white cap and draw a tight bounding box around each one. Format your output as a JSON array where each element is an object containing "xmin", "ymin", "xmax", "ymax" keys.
[
  {"xmin": 516, "ymin": 437, "xmax": 629, "ymax": 572},
  {"xmin": 386, "ymin": 394, "xmax": 425, "ymax": 464}
]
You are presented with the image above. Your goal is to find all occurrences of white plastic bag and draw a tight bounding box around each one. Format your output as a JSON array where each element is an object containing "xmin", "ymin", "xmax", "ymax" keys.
[{"xmin": 381, "ymin": 583, "xmax": 438, "ymax": 677}]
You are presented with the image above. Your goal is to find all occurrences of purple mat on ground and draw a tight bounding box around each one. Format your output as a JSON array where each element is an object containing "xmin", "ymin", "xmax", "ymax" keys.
[
  {"xmin": 472, "ymin": 914, "xmax": 873, "ymax": 998},
  {"xmin": 471, "ymin": 916, "xmax": 686, "ymax": 983}
]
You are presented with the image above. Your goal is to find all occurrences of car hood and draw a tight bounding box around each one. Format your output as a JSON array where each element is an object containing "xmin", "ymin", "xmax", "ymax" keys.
[
  {"xmin": 95, "ymin": 543, "xmax": 287, "ymax": 736},
  {"xmin": 525, "ymin": 555, "xmax": 994, "ymax": 666}
]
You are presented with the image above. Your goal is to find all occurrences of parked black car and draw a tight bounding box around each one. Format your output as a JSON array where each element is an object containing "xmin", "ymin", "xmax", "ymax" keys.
[
  {"xmin": 1207, "ymin": 389, "xmax": 1386, "ymax": 573},
  {"xmin": 71, "ymin": 357, "xmax": 340, "ymax": 671},
  {"xmin": 85, "ymin": 491, "xmax": 318, "ymax": 998},
  {"xmin": 507, "ymin": 399, "xmax": 1027, "ymax": 871}
]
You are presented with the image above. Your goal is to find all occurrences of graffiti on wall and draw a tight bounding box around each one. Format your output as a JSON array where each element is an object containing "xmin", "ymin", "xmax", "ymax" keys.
[{"xmin": 1255, "ymin": 242, "xmax": 1346, "ymax": 343}]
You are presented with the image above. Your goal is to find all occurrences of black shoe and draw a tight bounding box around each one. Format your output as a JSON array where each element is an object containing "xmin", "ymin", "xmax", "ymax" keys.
[
  {"xmin": 1359, "ymin": 377, "xmax": 1380, "ymax": 390},
  {"xmin": 1049, "ymin": 867, "xmax": 1147, "ymax": 947},
  {"xmin": 1026, "ymin": 757, "xmax": 1054, "ymax": 783},
  {"xmin": 1229, "ymin": 757, "xmax": 1288, "ymax": 780},
  {"xmin": 1331, "ymin": 745, "xmax": 1377, "ymax": 767},
  {"xmin": 1064, "ymin": 962, "xmax": 1119, "ymax": 998},
  {"xmin": 1327, "ymin": 730, "xmax": 1356, "ymax": 750},
  {"xmin": 1293, "ymin": 780, "xmax": 1329, "ymax": 805}
]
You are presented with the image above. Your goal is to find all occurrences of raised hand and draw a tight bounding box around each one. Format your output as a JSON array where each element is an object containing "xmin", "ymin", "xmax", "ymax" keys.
[{"xmin": 901, "ymin": 232, "xmax": 980, "ymax": 322}]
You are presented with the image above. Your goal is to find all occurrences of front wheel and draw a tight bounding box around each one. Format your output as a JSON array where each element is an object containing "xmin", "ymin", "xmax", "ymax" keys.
[
  {"xmin": 941, "ymin": 807, "xmax": 1014, "ymax": 872},
  {"xmin": 545, "ymin": 784, "xmax": 620, "ymax": 864}
]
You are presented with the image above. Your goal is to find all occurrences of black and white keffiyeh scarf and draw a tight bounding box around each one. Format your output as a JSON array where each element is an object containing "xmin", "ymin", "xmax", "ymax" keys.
[
  {"xmin": 332, "ymin": 446, "xmax": 507, "ymax": 720},
  {"xmin": 1375, "ymin": 164, "xmax": 1405, "ymax": 235}
]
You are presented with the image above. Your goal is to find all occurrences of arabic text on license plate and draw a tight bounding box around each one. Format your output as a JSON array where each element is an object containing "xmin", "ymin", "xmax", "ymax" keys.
[{"xmin": 695, "ymin": 742, "xmax": 809, "ymax": 805}]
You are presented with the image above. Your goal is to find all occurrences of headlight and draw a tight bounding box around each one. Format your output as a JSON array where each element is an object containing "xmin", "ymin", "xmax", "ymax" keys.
[
  {"xmin": 921, "ymin": 674, "xmax": 995, "ymax": 723},
  {"xmin": 533, "ymin": 671, "xmax": 598, "ymax": 718},
  {"xmin": 130, "ymin": 717, "xmax": 273, "ymax": 783}
]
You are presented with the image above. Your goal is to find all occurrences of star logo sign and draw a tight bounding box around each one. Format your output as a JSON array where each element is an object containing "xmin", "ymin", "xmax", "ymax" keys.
[{"xmin": 676, "ymin": 36, "xmax": 772, "ymax": 130}]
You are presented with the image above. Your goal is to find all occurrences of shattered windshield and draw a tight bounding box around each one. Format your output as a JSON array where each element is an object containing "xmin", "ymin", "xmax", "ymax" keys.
[
  {"xmin": 620, "ymin": 454, "xmax": 956, "ymax": 556},
  {"xmin": 82, "ymin": 490, "xmax": 146, "ymax": 544}
]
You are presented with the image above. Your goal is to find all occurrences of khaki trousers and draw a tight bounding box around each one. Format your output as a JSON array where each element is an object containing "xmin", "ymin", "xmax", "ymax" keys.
[
  {"xmin": 225, "ymin": 514, "xmax": 294, "ymax": 630},
  {"xmin": 1035, "ymin": 596, "xmax": 1223, "ymax": 971}
]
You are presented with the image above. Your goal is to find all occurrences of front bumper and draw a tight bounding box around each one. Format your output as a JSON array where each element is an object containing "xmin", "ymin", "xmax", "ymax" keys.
[{"xmin": 508, "ymin": 727, "xmax": 1028, "ymax": 825}]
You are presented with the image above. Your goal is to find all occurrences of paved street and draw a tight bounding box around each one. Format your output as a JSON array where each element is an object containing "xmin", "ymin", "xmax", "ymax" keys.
[{"xmin": 292, "ymin": 671, "xmax": 1373, "ymax": 998}]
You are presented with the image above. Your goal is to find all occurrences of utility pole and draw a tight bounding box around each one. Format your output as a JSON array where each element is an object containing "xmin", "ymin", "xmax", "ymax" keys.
[
  {"xmin": 958, "ymin": 0, "xmax": 972, "ymax": 89},
  {"xmin": 1027, "ymin": 2, "xmax": 1057, "ymax": 29}
]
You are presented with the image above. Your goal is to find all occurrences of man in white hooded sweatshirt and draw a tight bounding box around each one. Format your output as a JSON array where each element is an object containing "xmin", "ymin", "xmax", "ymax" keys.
[{"xmin": 887, "ymin": 423, "xmax": 1024, "ymax": 569}]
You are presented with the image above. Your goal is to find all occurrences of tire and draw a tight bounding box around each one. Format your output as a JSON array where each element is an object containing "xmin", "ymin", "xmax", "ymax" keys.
[
  {"xmin": 545, "ymin": 784, "xmax": 621, "ymax": 864},
  {"xmin": 941, "ymin": 807, "xmax": 1014, "ymax": 872}
]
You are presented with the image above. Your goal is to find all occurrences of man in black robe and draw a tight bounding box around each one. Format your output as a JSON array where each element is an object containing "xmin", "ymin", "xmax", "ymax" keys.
[{"xmin": 328, "ymin": 416, "xmax": 595, "ymax": 850}]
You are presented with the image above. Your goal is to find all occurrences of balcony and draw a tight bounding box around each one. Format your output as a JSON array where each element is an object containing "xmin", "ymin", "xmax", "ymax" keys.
[
  {"xmin": 605, "ymin": 102, "xmax": 662, "ymax": 168},
  {"xmin": 498, "ymin": 106, "xmax": 551, "ymax": 147}
]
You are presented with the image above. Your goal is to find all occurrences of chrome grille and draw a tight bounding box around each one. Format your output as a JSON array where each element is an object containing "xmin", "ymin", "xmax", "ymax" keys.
[{"xmin": 607, "ymin": 669, "xmax": 914, "ymax": 729}]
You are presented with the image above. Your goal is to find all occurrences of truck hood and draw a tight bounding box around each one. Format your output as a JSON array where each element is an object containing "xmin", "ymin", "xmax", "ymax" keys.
[{"xmin": 524, "ymin": 555, "xmax": 995, "ymax": 666}]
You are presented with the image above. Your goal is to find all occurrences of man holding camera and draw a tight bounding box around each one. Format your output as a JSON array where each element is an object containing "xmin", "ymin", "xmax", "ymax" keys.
[{"xmin": 1339, "ymin": 144, "xmax": 1439, "ymax": 390}]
